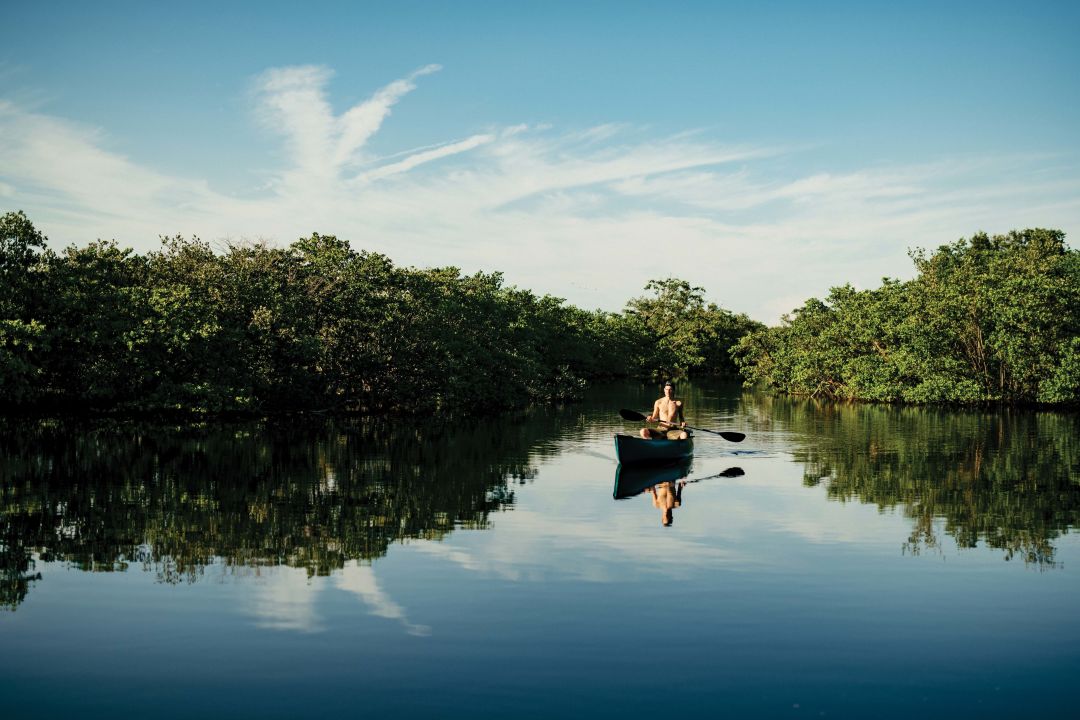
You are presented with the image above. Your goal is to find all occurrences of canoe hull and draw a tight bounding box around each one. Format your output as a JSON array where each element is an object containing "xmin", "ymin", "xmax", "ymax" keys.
[
  {"xmin": 613, "ymin": 458, "xmax": 692, "ymax": 499},
  {"xmin": 614, "ymin": 434, "xmax": 694, "ymax": 465}
]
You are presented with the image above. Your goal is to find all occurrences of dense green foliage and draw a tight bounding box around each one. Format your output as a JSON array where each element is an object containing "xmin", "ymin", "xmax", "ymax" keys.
[
  {"xmin": 735, "ymin": 229, "xmax": 1080, "ymax": 404},
  {"xmin": 624, "ymin": 278, "xmax": 761, "ymax": 379},
  {"xmin": 0, "ymin": 211, "xmax": 753, "ymax": 415}
]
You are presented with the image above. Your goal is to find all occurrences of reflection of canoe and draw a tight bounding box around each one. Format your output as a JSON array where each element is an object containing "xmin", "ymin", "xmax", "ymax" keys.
[
  {"xmin": 613, "ymin": 459, "xmax": 692, "ymax": 499},
  {"xmin": 613, "ymin": 433, "xmax": 694, "ymax": 465}
]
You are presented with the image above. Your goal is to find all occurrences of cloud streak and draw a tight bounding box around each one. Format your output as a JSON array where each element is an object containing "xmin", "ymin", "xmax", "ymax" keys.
[
  {"xmin": 355, "ymin": 132, "xmax": 495, "ymax": 183},
  {"xmin": 1, "ymin": 66, "xmax": 1078, "ymax": 322},
  {"xmin": 255, "ymin": 63, "xmax": 443, "ymax": 193}
]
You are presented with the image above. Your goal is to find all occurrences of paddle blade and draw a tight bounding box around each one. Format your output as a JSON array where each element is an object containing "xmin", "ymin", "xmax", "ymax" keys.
[
  {"xmin": 718, "ymin": 466, "xmax": 745, "ymax": 478},
  {"xmin": 619, "ymin": 408, "xmax": 647, "ymax": 422},
  {"xmin": 719, "ymin": 431, "xmax": 746, "ymax": 443}
]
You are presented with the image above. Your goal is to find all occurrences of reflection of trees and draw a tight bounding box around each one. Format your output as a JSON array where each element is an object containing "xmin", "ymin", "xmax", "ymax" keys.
[
  {"xmin": 0, "ymin": 409, "xmax": 577, "ymax": 609},
  {"xmin": 746, "ymin": 393, "xmax": 1080, "ymax": 566}
]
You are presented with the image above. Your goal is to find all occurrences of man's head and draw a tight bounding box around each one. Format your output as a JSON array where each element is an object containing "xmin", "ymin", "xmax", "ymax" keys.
[{"xmin": 663, "ymin": 380, "xmax": 675, "ymax": 398}]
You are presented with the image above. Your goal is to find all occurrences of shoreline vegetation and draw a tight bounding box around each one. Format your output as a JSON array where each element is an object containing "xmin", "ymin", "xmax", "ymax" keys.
[
  {"xmin": 2, "ymin": 210, "xmax": 1078, "ymax": 416},
  {"xmin": 0, "ymin": 211, "xmax": 758, "ymax": 416},
  {"xmin": 734, "ymin": 228, "xmax": 1080, "ymax": 406}
]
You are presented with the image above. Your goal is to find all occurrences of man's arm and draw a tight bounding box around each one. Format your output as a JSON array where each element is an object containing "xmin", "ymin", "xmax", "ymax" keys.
[{"xmin": 646, "ymin": 399, "xmax": 660, "ymax": 422}]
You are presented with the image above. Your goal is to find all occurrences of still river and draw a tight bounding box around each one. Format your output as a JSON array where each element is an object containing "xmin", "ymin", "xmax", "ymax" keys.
[{"xmin": 2, "ymin": 380, "xmax": 1079, "ymax": 719}]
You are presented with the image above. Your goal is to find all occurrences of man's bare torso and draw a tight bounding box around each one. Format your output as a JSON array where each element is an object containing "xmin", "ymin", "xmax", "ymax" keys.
[{"xmin": 653, "ymin": 397, "xmax": 682, "ymax": 423}]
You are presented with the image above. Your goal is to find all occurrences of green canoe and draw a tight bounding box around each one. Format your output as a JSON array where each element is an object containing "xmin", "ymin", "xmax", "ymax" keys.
[
  {"xmin": 613, "ymin": 433, "xmax": 694, "ymax": 465},
  {"xmin": 613, "ymin": 458, "xmax": 692, "ymax": 499}
]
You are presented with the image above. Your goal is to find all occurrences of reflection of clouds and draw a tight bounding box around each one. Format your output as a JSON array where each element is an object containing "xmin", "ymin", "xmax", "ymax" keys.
[
  {"xmin": 404, "ymin": 453, "xmax": 922, "ymax": 583},
  {"xmin": 409, "ymin": 504, "xmax": 744, "ymax": 584},
  {"xmin": 721, "ymin": 496, "xmax": 907, "ymax": 546},
  {"xmin": 244, "ymin": 563, "xmax": 429, "ymax": 636},
  {"xmin": 247, "ymin": 566, "xmax": 322, "ymax": 633},
  {"xmin": 412, "ymin": 541, "xmax": 495, "ymax": 575},
  {"xmin": 237, "ymin": 454, "xmax": 924, "ymax": 637},
  {"xmin": 710, "ymin": 464, "xmax": 915, "ymax": 547},
  {"xmin": 335, "ymin": 562, "xmax": 431, "ymax": 637}
]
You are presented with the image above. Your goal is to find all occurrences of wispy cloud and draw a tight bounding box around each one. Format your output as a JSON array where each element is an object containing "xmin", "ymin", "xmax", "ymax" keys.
[
  {"xmin": 1, "ymin": 66, "xmax": 1078, "ymax": 321},
  {"xmin": 354, "ymin": 132, "xmax": 495, "ymax": 184},
  {"xmin": 254, "ymin": 63, "xmax": 443, "ymax": 193}
]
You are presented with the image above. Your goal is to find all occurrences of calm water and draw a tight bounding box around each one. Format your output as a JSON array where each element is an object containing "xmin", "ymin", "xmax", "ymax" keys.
[{"xmin": 2, "ymin": 381, "xmax": 1079, "ymax": 719}]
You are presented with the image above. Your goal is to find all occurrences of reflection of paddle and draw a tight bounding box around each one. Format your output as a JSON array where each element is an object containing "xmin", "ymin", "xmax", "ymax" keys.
[
  {"xmin": 613, "ymin": 463, "xmax": 745, "ymax": 499},
  {"xmin": 683, "ymin": 466, "xmax": 745, "ymax": 484},
  {"xmin": 619, "ymin": 409, "xmax": 746, "ymax": 442}
]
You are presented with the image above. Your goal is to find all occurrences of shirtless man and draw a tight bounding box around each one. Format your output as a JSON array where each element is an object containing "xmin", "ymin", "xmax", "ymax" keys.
[{"xmin": 639, "ymin": 380, "xmax": 689, "ymax": 440}]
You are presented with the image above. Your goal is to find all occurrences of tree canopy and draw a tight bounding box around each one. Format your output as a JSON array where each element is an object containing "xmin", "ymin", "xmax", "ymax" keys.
[
  {"xmin": 734, "ymin": 229, "xmax": 1080, "ymax": 405},
  {"xmin": 0, "ymin": 211, "xmax": 750, "ymax": 415},
  {"xmin": 625, "ymin": 278, "xmax": 761, "ymax": 379}
]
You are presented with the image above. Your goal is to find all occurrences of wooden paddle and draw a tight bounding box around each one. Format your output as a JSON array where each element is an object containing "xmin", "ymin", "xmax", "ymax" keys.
[{"xmin": 619, "ymin": 408, "xmax": 746, "ymax": 443}]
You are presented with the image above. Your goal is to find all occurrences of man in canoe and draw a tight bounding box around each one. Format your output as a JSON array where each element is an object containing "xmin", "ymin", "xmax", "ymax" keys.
[{"xmin": 639, "ymin": 380, "xmax": 689, "ymax": 440}]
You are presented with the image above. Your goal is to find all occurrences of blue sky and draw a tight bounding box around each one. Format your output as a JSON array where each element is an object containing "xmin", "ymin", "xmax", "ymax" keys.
[{"xmin": 2, "ymin": 1, "xmax": 1078, "ymax": 321}]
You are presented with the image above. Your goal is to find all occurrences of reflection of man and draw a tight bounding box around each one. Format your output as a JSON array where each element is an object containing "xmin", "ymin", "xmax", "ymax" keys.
[
  {"xmin": 640, "ymin": 380, "xmax": 688, "ymax": 440},
  {"xmin": 649, "ymin": 480, "xmax": 686, "ymax": 526}
]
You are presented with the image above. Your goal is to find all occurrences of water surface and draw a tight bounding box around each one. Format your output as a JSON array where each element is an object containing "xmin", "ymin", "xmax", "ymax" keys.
[{"xmin": 2, "ymin": 381, "xmax": 1078, "ymax": 718}]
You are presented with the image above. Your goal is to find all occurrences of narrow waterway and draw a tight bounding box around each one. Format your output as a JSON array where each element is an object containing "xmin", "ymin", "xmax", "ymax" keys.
[{"xmin": 2, "ymin": 380, "xmax": 1078, "ymax": 719}]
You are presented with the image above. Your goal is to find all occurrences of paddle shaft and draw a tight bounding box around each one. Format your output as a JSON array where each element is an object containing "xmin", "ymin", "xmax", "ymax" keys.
[
  {"xmin": 619, "ymin": 408, "xmax": 746, "ymax": 443},
  {"xmin": 669, "ymin": 423, "xmax": 745, "ymax": 442}
]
